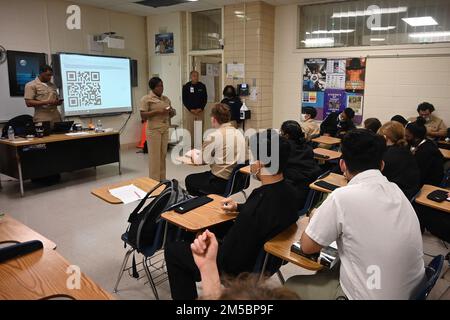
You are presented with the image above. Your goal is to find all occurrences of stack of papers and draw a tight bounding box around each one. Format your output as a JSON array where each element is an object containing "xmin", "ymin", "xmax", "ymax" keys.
[{"xmin": 109, "ymin": 184, "xmax": 147, "ymax": 204}]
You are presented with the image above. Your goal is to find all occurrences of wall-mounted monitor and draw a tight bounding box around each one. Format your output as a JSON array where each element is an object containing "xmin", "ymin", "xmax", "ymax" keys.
[{"xmin": 54, "ymin": 53, "xmax": 132, "ymax": 117}]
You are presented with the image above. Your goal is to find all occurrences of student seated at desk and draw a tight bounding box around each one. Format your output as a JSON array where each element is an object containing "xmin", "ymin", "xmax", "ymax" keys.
[
  {"xmin": 320, "ymin": 107, "xmax": 356, "ymax": 138},
  {"xmin": 405, "ymin": 117, "xmax": 444, "ymax": 186},
  {"xmin": 280, "ymin": 120, "xmax": 321, "ymax": 207},
  {"xmin": 363, "ymin": 118, "xmax": 381, "ymax": 134},
  {"xmin": 378, "ymin": 121, "xmax": 421, "ymax": 200},
  {"xmin": 300, "ymin": 107, "xmax": 320, "ymax": 141},
  {"xmin": 285, "ymin": 129, "xmax": 425, "ymax": 300},
  {"xmin": 185, "ymin": 104, "xmax": 245, "ymax": 196},
  {"xmin": 165, "ymin": 131, "xmax": 300, "ymax": 300},
  {"xmin": 408, "ymin": 102, "xmax": 447, "ymax": 140},
  {"xmin": 191, "ymin": 230, "xmax": 300, "ymax": 300}
]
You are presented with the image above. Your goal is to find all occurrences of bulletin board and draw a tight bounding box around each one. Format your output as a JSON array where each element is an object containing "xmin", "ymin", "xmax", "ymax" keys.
[{"xmin": 302, "ymin": 57, "xmax": 366, "ymax": 124}]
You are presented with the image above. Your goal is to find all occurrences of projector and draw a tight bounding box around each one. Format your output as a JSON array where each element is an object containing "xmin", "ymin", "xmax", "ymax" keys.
[{"xmin": 94, "ymin": 32, "xmax": 125, "ymax": 49}]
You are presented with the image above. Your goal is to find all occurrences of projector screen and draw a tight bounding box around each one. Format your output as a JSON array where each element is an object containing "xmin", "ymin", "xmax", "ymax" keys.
[{"xmin": 57, "ymin": 53, "xmax": 132, "ymax": 117}]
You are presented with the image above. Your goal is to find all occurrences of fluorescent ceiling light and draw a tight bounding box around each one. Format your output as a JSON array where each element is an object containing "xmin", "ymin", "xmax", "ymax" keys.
[
  {"xmin": 301, "ymin": 37, "xmax": 335, "ymax": 47},
  {"xmin": 370, "ymin": 38, "xmax": 386, "ymax": 41},
  {"xmin": 370, "ymin": 26, "xmax": 396, "ymax": 31},
  {"xmin": 332, "ymin": 7, "xmax": 407, "ymax": 18},
  {"xmin": 402, "ymin": 16, "xmax": 438, "ymax": 27},
  {"xmin": 234, "ymin": 11, "xmax": 244, "ymax": 15},
  {"xmin": 312, "ymin": 29, "xmax": 354, "ymax": 34},
  {"xmin": 305, "ymin": 32, "xmax": 311, "ymax": 35},
  {"xmin": 409, "ymin": 31, "xmax": 450, "ymax": 38}
]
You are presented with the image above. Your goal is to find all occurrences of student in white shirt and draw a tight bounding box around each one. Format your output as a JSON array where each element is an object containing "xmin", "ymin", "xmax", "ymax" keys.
[{"xmin": 285, "ymin": 129, "xmax": 425, "ymax": 300}]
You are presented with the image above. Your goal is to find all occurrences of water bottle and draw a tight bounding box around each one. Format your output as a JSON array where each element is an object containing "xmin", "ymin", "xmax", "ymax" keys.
[
  {"xmin": 96, "ymin": 119, "xmax": 103, "ymax": 132},
  {"xmin": 7, "ymin": 126, "xmax": 15, "ymax": 141}
]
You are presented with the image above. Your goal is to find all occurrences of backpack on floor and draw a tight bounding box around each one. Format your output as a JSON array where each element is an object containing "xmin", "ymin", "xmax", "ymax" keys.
[{"xmin": 126, "ymin": 179, "xmax": 189, "ymax": 251}]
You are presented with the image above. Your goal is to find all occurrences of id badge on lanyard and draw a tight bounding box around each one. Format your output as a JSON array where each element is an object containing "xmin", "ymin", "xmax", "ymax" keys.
[{"xmin": 190, "ymin": 86, "xmax": 194, "ymax": 93}]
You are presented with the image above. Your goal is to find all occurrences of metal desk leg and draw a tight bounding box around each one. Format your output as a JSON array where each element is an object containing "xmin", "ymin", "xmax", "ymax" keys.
[
  {"xmin": 18, "ymin": 159, "xmax": 24, "ymax": 197},
  {"xmin": 259, "ymin": 252, "xmax": 269, "ymax": 281},
  {"xmin": 118, "ymin": 144, "xmax": 122, "ymax": 175}
]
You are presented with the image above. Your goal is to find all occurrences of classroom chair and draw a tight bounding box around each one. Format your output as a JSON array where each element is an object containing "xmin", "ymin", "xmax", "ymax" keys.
[
  {"xmin": 199, "ymin": 163, "xmax": 250, "ymax": 199},
  {"xmin": 254, "ymin": 249, "xmax": 285, "ymax": 284},
  {"xmin": 113, "ymin": 192, "xmax": 173, "ymax": 299},
  {"xmin": 410, "ymin": 254, "xmax": 444, "ymax": 300}
]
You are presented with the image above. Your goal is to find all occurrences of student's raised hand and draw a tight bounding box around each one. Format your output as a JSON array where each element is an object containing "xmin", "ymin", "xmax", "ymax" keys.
[
  {"xmin": 220, "ymin": 198, "xmax": 237, "ymax": 213},
  {"xmin": 191, "ymin": 230, "xmax": 218, "ymax": 272}
]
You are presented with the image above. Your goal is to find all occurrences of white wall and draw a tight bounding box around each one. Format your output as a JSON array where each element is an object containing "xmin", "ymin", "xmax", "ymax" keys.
[
  {"xmin": 146, "ymin": 13, "xmax": 184, "ymax": 127},
  {"xmin": 273, "ymin": 4, "xmax": 450, "ymax": 129},
  {"xmin": 0, "ymin": 0, "xmax": 148, "ymax": 145}
]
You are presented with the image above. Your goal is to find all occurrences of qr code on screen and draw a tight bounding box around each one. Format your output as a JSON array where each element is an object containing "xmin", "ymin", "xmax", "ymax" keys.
[{"xmin": 66, "ymin": 71, "xmax": 102, "ymax": 107}]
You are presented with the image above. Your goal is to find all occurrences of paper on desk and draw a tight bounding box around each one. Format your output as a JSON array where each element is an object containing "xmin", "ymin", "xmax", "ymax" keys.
[
  {"xmin": 66, "ymin": 132, "xmax": 90, "ymax": 136},
  {"xmin": 109, "ymin": 184, "xmax": 147, "ymax": 204}
]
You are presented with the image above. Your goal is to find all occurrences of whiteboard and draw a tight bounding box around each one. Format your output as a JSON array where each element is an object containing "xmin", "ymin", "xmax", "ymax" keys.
[
  {"xmin": 0, "ymin": 61, "xmax": 33, "ymax": 122},
  {"xmin": 364, "ymin": 56, "xmax": 450, "ymax": 124}
]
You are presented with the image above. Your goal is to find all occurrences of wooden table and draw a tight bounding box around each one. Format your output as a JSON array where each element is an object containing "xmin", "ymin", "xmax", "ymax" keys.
[
  {"xmin": 440, "ymin": 148, "xmax": 450, "ymax": 160},
  {"xmin": 161, "ymin": 194, "xmax": 238, "ymax": 232},
  {"xmin": 0, "ymin": 248, "xmax": 113, "ymax": 300},
  {"xmin": 0, "ymin": 131, "xmax": 120, "ymax": 196},
  {"xmin": 415, "ymin": 184, "xmax": 450, "ymax": 214},
  {"xmin": 91, "ymin": 177, "xmax": 163, "ymax": 204},
  {"xmin": 310, "ymin": 173, "xmax": 348, "ymax": 193},
  {"xmin": 311, "ymin": 136, "xmax": 341, "ymax": 146},
  {"xmin": 261, "ymin": 217, "xmax": 322, "ymax": 274},
  {"xmin": 0, "ymin": 214, "xmax": 56, "ymax": 250},
  {"xmin": 239, "ymin": 165, "xmax": 251, "ymax": 175},
  {"xmin": 313, "ymin": 148, "xmax": 342, "ymax": 161},
  {"xmin": 438, "ymin": 140, "xmax": 450, "ymax": 148}
]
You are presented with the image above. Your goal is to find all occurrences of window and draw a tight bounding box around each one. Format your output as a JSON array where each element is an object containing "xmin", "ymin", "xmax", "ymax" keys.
[
  {"xmin": 191, "ymin": 9, "xmax": 222, "ymax": 50},
  {"xmin": 298, "ymin": 0, "xmax": 450, "ymax": 48}
]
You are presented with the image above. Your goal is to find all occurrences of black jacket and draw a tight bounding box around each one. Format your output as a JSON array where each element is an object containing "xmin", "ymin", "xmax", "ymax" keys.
[
  {"xmin": 221, "ymin": 97, "xmax": 242, "ymax": 122},
  {"xmin": 382, "ymin": 145, "xmax": 421, "ymax": 200},
  {"xmin": 284, "ymin": 139, "xmax": 322, "ymax": 189},
  {"xmin": 182, "ymin": 81, "xmax": 207, "ymax": 111},
  {"xmin": 218, "ymin": 180, "xmax": 299, "ymax": 276},
  {"xmin": 414, "ymin": 139, "xmax": 445, "ymax": 186},
  {"xmin": 320, "ymin": 112, "xmax": 356, "ymax": 137}
]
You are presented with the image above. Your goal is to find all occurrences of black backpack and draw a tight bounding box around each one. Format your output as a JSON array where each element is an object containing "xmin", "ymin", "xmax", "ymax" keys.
[
  {"xmin": 1, "ymin": 115, "xmax": 35, "ymax": 138},
  {"xmin": 125, "ymin": 179, "xmax": 189, "ymax": 252}
]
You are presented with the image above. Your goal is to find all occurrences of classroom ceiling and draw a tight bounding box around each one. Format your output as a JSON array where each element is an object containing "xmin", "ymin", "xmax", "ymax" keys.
[{"xmin": 67, "ymin": 0, "xmax": 341, "ymax": 16}]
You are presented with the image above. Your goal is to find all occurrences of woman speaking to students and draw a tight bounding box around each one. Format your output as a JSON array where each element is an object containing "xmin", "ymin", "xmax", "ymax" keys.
[{"xmin": 140, "ymin": 77, "xmax": 175, "ymax": 181}]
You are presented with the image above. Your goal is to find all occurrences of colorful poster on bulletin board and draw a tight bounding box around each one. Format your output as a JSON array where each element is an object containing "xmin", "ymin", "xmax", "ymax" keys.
[
  {"xmin": 303, "ymin": 58, "xmax": 327, "ymax": 92},
  {"xmin": 346, "ymin": 92, "xmax": 364, "ymax": 124},
  {"xmin": 345, "ymin": 58, "xmax": 366, "ymax": 91},
  {"xmin": 324, "ymin": 89, "xmax": 346, "ymax": 118}
]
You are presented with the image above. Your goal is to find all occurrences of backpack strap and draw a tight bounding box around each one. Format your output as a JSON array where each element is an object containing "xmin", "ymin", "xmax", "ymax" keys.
[{"xmin": 127, "ymin": 181, "xmax": 170, "ymax": 223}]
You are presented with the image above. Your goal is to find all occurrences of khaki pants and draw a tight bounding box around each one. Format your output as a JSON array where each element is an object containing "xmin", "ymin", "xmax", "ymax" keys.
[
  {"xmin": 284, "ymin": 266, "xmax": 347, "ymax": 300},
  {"xmin": 184, "ymin": 109, "xmax": 204, "ymax": 148},
  {"xmin": 147, "ymin": 128, "xmax": 168, "ymax": 181}
]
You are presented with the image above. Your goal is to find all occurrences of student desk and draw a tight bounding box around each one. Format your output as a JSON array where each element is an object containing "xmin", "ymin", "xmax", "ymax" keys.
[
  {"xmin": 161, "ymin": 194, "xmax": 238, "ymax": 232},
  {"xmin": 415, "ymin": 185, "xmax": 450, "ymax": 214},
  {"xmin": 239, "ymin": 165, "xmax": 251, "ymax": 175},
  {"xmin": 313, "ymin": 148, "xmax": 342, "ymax": 161},
  {"xmin": 176, "ymin": 156, "xmax": 206, "ymax": 166},
  {"xmin": 310, "ymin": 173, "xmax": 348, "ymax": 193},
  {"xmin": 438, "ymin": 140, "xmax": 450, "ymax": 149},
  {"xmin": 91, "ymin": 177, "xmax": 163, "ymax": 204},
  {"xmin": 260, "ymin": 216, "xmax": 323, "ymax": 276},
  {"xmin": 311, "ymin": 136, "xmax": 341, "ymax": 146},
  {"xmin": 0, "ymin": 214, "xmax": 56, "ymax": 250},
  {"xmin": 440, "ymin": 148, "xmax": 450, "ymax": 160},
  {"xmin": 0, "ymin": 131, "xmax": 121, "ymax": 196},
  {"xmin": 0, "ymin": 248, "xmax": 113, "ymax": 300}
]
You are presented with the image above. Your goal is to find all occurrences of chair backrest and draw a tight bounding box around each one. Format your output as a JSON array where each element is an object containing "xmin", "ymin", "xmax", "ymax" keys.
[
  {"xmin": 223, "ymin": 163, "xmax": 250, "ymax": 197},
  {"xmin": 411, "ymin": 254, "xmax": 444, "ymax": 300}
]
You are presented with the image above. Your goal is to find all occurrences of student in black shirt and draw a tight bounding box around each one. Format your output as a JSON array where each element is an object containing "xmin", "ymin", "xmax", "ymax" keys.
[
  {"xmin": 280, "ymin": 120, "xmax": 321, "ymax": 207},
  {"xmin": 164, "ymin": 130, "xmax": 300, "ymax": 300},
  {"xmin": 405, "ymin": 117, "xmax": 444, "ymax": 186},
  {"xmin": 182, "ymin": 71, "xmax": 208, "ymax": 147},
  {"xmin": 320, "ymin": 107, "xmax": 356, "ymax": 138},
  {"xmin": 364, "ymin": 117, "xmax": 382, "ymax": 134},
  {"xmin": 378, "ymin": 121, "xmax": 420, "ymax": 200},
  {"xmin": 406, "ymin": 117, "xmax": 448, "ymax": 242},
  {"xmin": 220, "ymin": 85, "xmax": 242, "ymax": 128}
]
